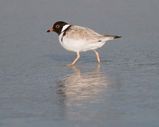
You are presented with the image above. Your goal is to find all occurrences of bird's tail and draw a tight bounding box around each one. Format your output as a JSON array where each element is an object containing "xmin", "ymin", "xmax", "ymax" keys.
[
  {"xmin": 113, "ymin": 35, "xmax": 122, "ymax": 39},
  {"xmin": 103, "ymin": 35, "xmax": 122, "ymax": 41}
]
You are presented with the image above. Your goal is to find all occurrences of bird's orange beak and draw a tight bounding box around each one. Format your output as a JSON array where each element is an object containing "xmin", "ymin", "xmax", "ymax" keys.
[{"xmin": 47, "ymin": 28, "xmax": 54, "ymax": 32}]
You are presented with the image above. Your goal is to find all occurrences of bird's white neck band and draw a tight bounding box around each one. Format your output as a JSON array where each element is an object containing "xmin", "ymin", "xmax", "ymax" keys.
[{"xmin": 61, "ymin": 24, "xmax": 71, "ymax": 33}]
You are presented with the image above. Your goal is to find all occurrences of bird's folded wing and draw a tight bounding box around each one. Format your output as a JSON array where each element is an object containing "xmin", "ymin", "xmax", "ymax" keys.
[{"xmin": 65, "ymin": 25, "xmax": 103, "ymax": 42}]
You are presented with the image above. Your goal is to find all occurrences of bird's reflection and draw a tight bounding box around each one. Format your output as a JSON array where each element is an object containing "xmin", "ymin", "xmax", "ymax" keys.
[{"xmin": 56, "ymin": 65, "xmax": 111, "ymax": 105}]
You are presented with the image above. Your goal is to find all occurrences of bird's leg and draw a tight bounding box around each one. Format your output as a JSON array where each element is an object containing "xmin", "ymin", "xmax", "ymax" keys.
[
  {"xmin": 94, "ymin": 50, "xmax": 100, "ymax": 63},
  {"xmin": 68, "ymin": 51, "xmax": 80, "ymax": 66}
]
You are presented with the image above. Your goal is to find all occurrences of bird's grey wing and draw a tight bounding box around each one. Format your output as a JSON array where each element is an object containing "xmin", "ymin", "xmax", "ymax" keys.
[{"xmin": 65, "ymin": 25, "xmax": 103, "ymax": 42}]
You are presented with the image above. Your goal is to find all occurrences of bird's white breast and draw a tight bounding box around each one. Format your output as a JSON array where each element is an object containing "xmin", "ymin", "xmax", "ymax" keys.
[{"xmin": 59, "ymin": 37, "xmax": 105, "ymax": 52}]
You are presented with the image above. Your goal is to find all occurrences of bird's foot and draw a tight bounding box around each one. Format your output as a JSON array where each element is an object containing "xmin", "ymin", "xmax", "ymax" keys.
[{"xmin": 67, "ymin": 63, "xmax": 75, "ymax": 67}]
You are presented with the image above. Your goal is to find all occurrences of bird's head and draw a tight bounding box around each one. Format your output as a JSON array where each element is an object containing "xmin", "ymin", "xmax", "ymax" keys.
[{"xmin": 47, "ymin": 21, "xmax": 68, "ymax": 35}]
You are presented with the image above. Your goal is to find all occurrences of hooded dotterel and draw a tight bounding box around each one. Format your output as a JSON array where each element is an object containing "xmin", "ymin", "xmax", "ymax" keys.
[{"xmin": 47, "ymin": 21, "xmax": 121, "ymax": 66}]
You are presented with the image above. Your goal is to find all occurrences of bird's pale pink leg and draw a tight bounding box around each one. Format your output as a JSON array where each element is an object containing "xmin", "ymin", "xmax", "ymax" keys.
[
  {"xmin": 68, "ymin": 52, "xmax": 80, "ymax": 66},
  {"xmin": 94, "ymin": 50, "xmax": 100, "ymax": 63}
]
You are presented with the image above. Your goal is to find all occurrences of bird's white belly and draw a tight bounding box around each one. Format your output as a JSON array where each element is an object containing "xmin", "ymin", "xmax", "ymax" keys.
[{"xmin": 59, "ymin": 37, "xmax": 105, "ymax": 52}]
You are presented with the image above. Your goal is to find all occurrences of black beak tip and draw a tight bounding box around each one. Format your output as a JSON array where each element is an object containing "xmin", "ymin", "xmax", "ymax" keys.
[{"xmin": 47, "ymin": 30, "xmax": 50, "ymax": 33}]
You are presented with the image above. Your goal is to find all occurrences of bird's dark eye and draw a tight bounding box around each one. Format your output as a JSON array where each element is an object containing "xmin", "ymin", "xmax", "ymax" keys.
[{"xmin": 56, "ymin": 25, "xmax": 60, "ymax": 28}]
